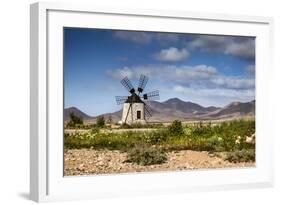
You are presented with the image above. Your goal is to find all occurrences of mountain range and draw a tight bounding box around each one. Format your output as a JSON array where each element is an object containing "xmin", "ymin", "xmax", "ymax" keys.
[{"xmin": 64, "ymin": 98, "xmax": 255, "ymax": 123}]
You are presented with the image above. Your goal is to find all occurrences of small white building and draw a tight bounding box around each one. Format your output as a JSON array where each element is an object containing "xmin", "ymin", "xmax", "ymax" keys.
[{"xmin": 121, "ymin": 93, "xmax": 146, "ymax": 125}]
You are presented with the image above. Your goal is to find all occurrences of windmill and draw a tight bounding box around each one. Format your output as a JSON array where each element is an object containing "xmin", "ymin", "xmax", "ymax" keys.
[{"xmin": 115, "ymin": 74, "xmax": 159, "ymax": 125}]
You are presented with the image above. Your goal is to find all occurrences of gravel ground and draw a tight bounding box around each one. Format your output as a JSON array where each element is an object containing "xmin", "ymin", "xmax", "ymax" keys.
[{"xmin": 64, "ymin": 149, "xmax": 255, "ymax": 176}]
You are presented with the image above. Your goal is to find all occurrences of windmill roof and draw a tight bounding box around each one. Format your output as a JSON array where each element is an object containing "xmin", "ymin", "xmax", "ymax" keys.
[{"xmin": 125, "ymin": 93, "xmax": 144, "ymax": 103}]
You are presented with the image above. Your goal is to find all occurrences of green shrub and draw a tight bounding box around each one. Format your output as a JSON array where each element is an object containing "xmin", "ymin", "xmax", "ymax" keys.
[
  {"xmin": 168, "ymin": 120, "xmax": 184, "ymax": 136},
  {"xmin": 138, "ymin": 129, "xmax": 169, "ymax": 145},
  {"xmin": 206, "ymin": 135, "xmax": 224, "ymax": 152},
  {"xmin": 74, "ymin": 124, "xmax": 84, "ymax": 129},
  {"xmin": 96, "ymin": 115, "xmax": 105, "ymax": 128},
  {"xmin": 225, "ymin": 149, "xmax": 255, "ymax": 163},
  {"xmin": 126, "ymin": 145, "xmax": 167, "ymax": 166},
  {"xmin": 119, "ymin": 123, "xmax": 132, "ymax": 129},
  {"xmin": 130, "ymin": 123, "xmax": 145, "ymax": 128},
  {"xmin": 66, "ymin": 112, "xmax": 83, "ymax": 128},
  {"xmin": 190, "ymin": 122, "xmax": 213, "ymax": 138},
  {"xmin": 90, "ymin": 126, "xmax": 100, "ymax": 134},
  {"xmin": 149, "ymin": 129, "xmax": 169, "ymax": 143},
  {"xmin": 220, "ymin": 130, "xmax": 237, "ymax": 152}
]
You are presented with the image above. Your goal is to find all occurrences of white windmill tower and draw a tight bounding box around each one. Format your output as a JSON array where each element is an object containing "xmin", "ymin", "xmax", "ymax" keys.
[{"xmin": 115, "ymin": 74, "xmax": 159, "ymax": 125}]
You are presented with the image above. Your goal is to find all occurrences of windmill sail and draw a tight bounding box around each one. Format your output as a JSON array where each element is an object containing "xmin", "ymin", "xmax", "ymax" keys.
[
  {"xmin": 121, "ymin": 76, "xmax": 135, "ymax": 94},
  {"xmin": 115, "ymin": 96, "xmax": 128, "ymax": 105},
  {"xmin": 137, "ymin": 74, "xmax": 148, "ymax": 93},
  {"xmin": 144, "ymin": 104, "xmax": 153, "ymax": 119},
  {"xmin": 142, "ymin": 90, "xmax": 159, "ymax": 100}
]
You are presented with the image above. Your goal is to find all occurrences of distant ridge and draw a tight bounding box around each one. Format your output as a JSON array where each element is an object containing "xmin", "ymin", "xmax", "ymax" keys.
[
  {"xmin": 64, "ymin": 99, "xmax": 255, "ymax": 123},
  {"xmin": 64, "ymin": 107, "xmax": 91, "ymax": 121},
  {"xmin": 205, "ymin": 100, "xmax": 255, "ymax": 119}
]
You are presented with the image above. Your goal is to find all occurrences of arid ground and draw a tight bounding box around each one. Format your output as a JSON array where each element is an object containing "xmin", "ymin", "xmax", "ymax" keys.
[{"xmin": 64, "ymin": 148, "xmax": 255, "ymax": 176}]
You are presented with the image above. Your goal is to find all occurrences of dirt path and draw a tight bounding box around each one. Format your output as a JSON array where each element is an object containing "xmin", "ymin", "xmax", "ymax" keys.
[{"xmin": 64, "ymin": 149, "xmax": 255, "ymax": 176}]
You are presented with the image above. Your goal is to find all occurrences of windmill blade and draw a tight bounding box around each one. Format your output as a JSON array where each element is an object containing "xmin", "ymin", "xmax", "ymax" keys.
[
  {"xmin": 115, "ymin": 96, "xmax": 128, "ymax": 105},
  {"xmin": 142, "ymin": 90, "xmax": 159, "ymax": 101},
  {"xmin": 137, "ymin": 74, "xmax": 148, "ymax": 93},
  {"xmin": 144, "ymin": 104, "xmax": 153, "ymax": 119},
  {"xmin": 120, "ymin": 76, "xmax": 135, "ymax": 94}
]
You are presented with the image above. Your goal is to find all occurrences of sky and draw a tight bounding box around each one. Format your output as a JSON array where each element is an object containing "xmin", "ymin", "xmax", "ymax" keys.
[{"xmin": 64, "ymin": 28, "xmax": 255, "ymax": 116}]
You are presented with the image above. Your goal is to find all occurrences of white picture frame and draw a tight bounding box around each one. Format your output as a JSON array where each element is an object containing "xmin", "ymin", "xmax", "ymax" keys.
[{"xmin": 30, "ymin": 2, "xmax": 274, "ymax": 202}]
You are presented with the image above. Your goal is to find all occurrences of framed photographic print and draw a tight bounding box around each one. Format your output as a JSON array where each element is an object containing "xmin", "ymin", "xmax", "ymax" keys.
[{"xmin": 30, "ymin": 2, "xmax": 274, "ymax": 202}]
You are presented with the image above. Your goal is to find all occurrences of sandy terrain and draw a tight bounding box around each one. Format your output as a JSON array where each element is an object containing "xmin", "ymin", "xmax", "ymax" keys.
[{"xmin": 64, "ymin": 149, "xmax": 255, "ymax": 176}]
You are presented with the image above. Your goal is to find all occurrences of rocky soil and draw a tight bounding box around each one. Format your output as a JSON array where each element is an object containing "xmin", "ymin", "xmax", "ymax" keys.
[{"xmin": 64, "ymin": 149, "xmax": 255, "ymax": 176}]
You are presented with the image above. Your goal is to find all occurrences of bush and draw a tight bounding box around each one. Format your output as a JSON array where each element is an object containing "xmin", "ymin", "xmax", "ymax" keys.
[
  {"xmin": 126, "ymin": 145, "xmax": 167, "ymax": 166},
  {"xmin": 148, "ymin": 129, "xmax": 169, "ymax": 144},
  {"xmin": 190, "ymin": 122, "xmax": 213, "ymax": 138},
  {"xmin": 96, "ymin": 115, "xmax": 105, "ymax": 128},
  {"xmin": 225, "ymin": 149, "xmax": 255, "ymax": 163},
  {"xmin": 66, "ymin": 112, "xmax": 83, "ymax": 128},
  {"xmin": 206, "ymin": 135, "xmax": 224, "ymax": 152},
  {"xmin": 168, "ymin": 120, "xmax": 184, "ymax": 136},
  {"xmin": 90, "ymin": 126, "xmax": 100, "ymax": 134},
  {"xmin": 119, "ymin": 123, "xmax": 132, "ymax": 129}
]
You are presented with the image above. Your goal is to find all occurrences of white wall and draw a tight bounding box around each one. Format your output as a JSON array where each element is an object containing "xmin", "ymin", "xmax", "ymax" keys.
[
  {"xmin": 122, "ymin": 103, "xmax": 145, "ymax": 124},
  {"xmin": 0, "ymin": 0, "xmax": 280, "ymax": 204}
]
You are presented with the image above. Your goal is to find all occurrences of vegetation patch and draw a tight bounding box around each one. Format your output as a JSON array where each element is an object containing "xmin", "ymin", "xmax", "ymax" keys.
[
  {"xmin": 96, "ymin": 115, "xmax": 105, "ymax": 128},
  {"xmin": 66, "ymin": 112, "xmax": 84, "ymax": 128},
  {"xmin": 225, "ymin": 149, "xmax": 255, "ymax": 163},
  {"xmin": 168, "ymin": 120, "xmax": 184, "ymax": 136},
  {"xmin": 64, "ymin": 119, "xmax": 256, "ymax": 164},
  {"xmin": 126, "ymin": 145, "xmax": 167, "ymax": 166},
  {"xmin": 119, "ymin": 123, "xmax": 165, "ymax": 129}
]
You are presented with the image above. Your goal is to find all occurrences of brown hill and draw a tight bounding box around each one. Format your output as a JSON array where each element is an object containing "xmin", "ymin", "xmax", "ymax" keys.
[
  {"xmin": 64, "ymin": 107, "xmax": 91, "ymax": 121},
  {"xmin": 202, "ymin": 100, "xmax": 255, "ymax": 120}
]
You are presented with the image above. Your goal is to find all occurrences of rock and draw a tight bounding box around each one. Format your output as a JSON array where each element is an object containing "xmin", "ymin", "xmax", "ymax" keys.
[{"xmin": 96, "ymin": 161, "xmax": 105, "ymax": 166}]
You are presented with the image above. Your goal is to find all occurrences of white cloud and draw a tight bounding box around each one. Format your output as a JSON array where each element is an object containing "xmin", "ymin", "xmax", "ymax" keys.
[
  {"xmin": 172, "ymin": 85, "xmax": 255, "ymax": 102},
  {"xmin": 154, "ymin": 47, "xmax": 189, "ymax": 62},
  {"xmin": 188, "ymin": 35, "xmax": 255, "ymax": 60},
  {"xmin": 225, "ymin": 39, "xmax": 255, "ymax": 59},
  {"xmin": 106, "ymin": 64, "xmax": 217, "ymax": 84},
  {"xmin": 210, "ymin": 76, "xmax": 255, "ymax": 89},
  {"xmin": 107, "ymin": 64, "xmax": 254, "ymax": 90},
  {"xmin": 113, "ymin": 31, "xmax": 182, "ymax": 45},
  {"xmin": 114, "ymin": 31, "xmax": 152, "ymax": 44},
  {"xmin": 106, "ymin": 67, "xmax": 134, "ymax": 80},
  {"xmin": 106, "ymin": 64, "xmax": 255, "ymax": 106},
  {"xmin": 189, "ymin": 35, "xmax": 226, "ymax": 52},
  {"xmin": 113, "ymin": 32, "xmax": 255, "ymax": 60}
]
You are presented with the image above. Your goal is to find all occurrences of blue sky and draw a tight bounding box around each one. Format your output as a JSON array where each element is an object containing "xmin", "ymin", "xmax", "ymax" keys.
[{"xmin": 64, "ymin": 28, "xmax": 255, "ymax": 116}]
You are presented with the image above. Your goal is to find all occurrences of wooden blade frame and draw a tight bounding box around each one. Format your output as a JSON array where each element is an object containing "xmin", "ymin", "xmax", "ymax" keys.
[
  {"xmin": 115, "ymin": 96, "xmax": 128, "ymax": 105},
  {"xmin": 120, "ymin": 76, "xmax": 135, "ymax": 94},
  {"xmin": 137, "ymin": 74, "xmax": 148, "ymax": 93},
  {"xmin": 143, "ymin": 90, "xmax": 159, "ymax": 100}
]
